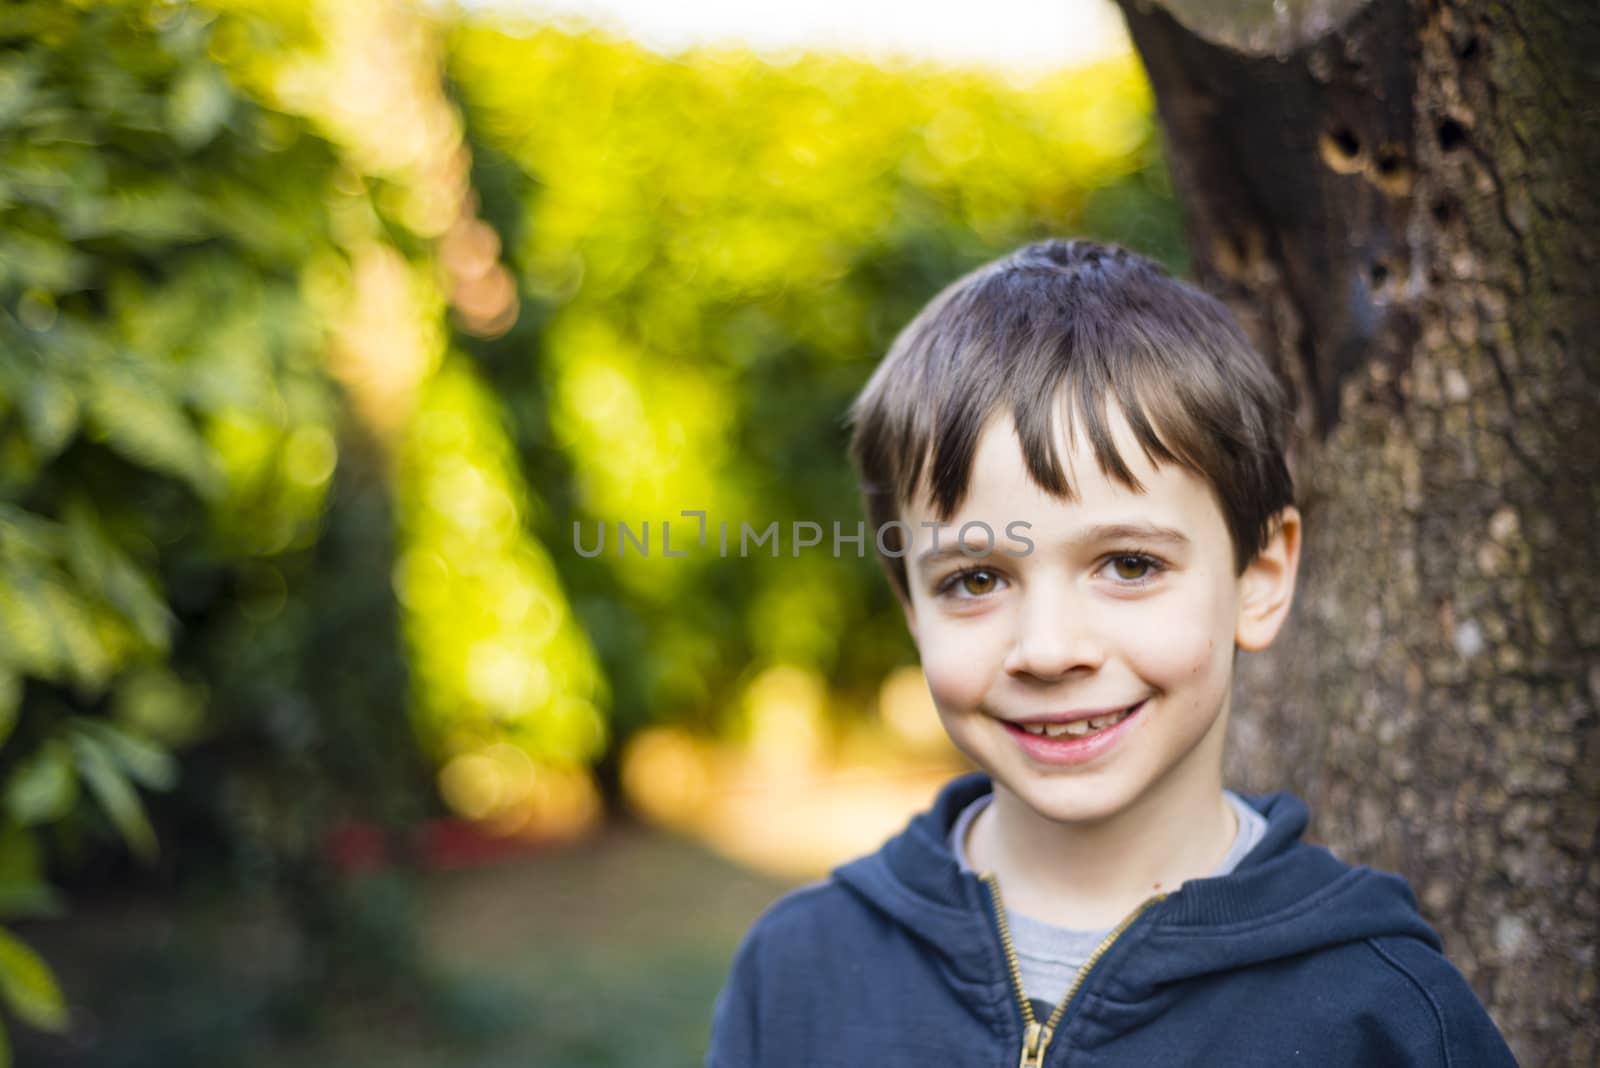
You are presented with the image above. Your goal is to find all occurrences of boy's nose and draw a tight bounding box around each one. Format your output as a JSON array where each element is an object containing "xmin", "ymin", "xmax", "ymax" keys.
[{"xmin": 1001, "ymin": 590, "xmax": 1106, "ymax": 681}]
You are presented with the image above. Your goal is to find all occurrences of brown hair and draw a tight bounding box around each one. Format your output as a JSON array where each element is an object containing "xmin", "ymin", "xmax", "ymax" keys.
[{"xmin": 846, "ymin": 238, "xmax": 1294, "ymax": 600}]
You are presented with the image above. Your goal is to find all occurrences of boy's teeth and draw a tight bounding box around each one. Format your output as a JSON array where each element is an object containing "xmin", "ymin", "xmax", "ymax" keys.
[{"xmin": 1019, "ymin": 707, "xmax": 1133, "ymax": 739}]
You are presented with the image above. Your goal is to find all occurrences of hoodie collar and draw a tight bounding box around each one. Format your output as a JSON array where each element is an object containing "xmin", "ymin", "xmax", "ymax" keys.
[
  {"xmin": 830, "ymin": 773, "xmax": 999, "ymax": 985},
  {"xmin": 832, "ymin": 772, "xmax": 1442, "ymax": 989}
]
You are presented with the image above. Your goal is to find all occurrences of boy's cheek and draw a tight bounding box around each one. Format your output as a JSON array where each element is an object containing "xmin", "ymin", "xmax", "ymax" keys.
[
  {"xmin": 921, "ymin": 649, "xmax": 986, "ymax": 701},
  {"xmin": 908, "ymin": 594, "xmax": 1236, "ymax": 700},
  {"xmin": 917, "ymin": 629, "xmax": 1002, "ymax": 704},
  {"xmin": 1102, "ymin": 606, "xmax": 1233, "ymax": 685}
]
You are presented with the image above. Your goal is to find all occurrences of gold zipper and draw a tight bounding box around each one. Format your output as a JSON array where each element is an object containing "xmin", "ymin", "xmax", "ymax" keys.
[{"xmin": 981, "ymin": 873, "xmax": 1167, "ymax": 1068}]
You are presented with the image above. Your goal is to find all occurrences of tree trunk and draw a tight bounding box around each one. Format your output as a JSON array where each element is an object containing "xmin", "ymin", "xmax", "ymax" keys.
[{"xmin": 1112, "ymin": 0, "xmax": 1600, "ymax": 1062}]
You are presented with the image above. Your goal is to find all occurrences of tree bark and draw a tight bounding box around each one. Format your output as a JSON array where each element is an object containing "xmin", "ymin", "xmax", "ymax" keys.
[{"xmin": 1113, "ymin": 0, "xmax": 1600, "ymax": 1062}]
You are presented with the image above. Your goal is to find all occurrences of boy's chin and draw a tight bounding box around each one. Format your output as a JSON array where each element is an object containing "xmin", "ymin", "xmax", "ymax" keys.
[{"xmin": 991, "ymin": 774, "xmax": 1147, "ymax": 827}]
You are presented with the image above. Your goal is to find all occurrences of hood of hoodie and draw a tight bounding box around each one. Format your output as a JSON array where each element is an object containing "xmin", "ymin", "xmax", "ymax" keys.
[{"xmin": 830, "ymin": 771, "xmax": 1443, "ymax": 993}]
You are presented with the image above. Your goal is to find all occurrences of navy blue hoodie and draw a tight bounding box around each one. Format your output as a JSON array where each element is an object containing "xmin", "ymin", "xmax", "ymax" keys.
[{"xmin": 707, "ymin": 772, "xmax": 1517, "ymax": 1066}]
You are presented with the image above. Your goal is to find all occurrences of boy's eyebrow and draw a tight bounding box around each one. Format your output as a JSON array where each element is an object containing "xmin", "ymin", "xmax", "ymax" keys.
[
  {"xmin": 913, "ymin": 522, "xmax": 1191, "ymax": 567},
  {"xmin": 1075, "ymin": 522, "xmax": 1193, "ymax": 549}
]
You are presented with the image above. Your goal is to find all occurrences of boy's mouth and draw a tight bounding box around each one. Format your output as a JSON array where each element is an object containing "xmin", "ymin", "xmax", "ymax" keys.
[{"xmin": 1007, "ymin": 700, "xmax": 1145, "ymax": 740}]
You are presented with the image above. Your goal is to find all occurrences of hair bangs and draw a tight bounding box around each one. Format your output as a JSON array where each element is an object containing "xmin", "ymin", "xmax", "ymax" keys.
[{"xmin": 847, "ymin": 238, "xmax": 1294, "ymax": 598}]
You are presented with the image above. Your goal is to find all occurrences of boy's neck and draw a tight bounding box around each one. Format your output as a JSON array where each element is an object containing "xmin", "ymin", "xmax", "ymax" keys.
[{"xmin": 966, "ymin": 742, "xmax": 1239, "ymax": 929}]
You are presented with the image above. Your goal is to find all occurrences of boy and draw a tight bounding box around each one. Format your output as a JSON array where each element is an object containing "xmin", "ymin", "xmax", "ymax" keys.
[{"xmin": 706, "ymin": 239, "xmax": 1518, "ymax": 1066}]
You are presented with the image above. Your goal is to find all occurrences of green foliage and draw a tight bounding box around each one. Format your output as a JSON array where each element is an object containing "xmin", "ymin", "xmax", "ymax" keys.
[
  {"xmin": 0, "ymin": 0, "xmax": 340, "ymax": 686},
  {"xmin": 0, "ymin": 0, "xmax": 352, "ymax": 1044},
  {"xmin": 445, "ymin": 23, "xmax": 1182, "ymax": 743},
  {"xmin": 0, "ymin": 927, "xmax": 65, "ymax": 1033},
  {"xmin": 396, "ymin": 355, "xmax": 608, "ymax": 767}
]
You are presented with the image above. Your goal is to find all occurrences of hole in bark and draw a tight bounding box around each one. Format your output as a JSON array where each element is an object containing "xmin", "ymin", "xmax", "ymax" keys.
[
  {"xmin": 1371, "ymin": 146, "xmax": 1412, "ymax": 195},
  {"xmin": 1438, "ymin": 118, "xmax": 1467, "ymax": 152},
  {"xmin": 1369, "ymin": 263, "xmax": 1395, "ymax": 300},
  {"xmin": 1211, "ymin": 231, "xmax": 1256, "ymax": 278},
  {"xmin": 1457, "ymin": 34, "xmax": 1480, "ymax": 61},
  {"xmin": 1432, "ymin": 198, "xmax": 1455, "ymax": 224},
  {"xmin": 1319, "ymin": 125, "xmax": 1365, "ymax": 173}
]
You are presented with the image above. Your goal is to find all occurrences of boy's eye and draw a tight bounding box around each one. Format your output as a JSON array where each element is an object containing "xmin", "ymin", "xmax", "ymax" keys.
[
  {"xmin": 938, "ymin": 568, "xmax": 1003, "ymax": 598},
  {"xmin": 960, "ymin": 570, "xmax": 999, "ymax": 596},
  {"xmin": 1105, "ymin": 553, "xmax": 1162, "ymax": 583},
  {"xmin": 1111, "ymin": 556, "xmax": 1150, "ymax": 580}
]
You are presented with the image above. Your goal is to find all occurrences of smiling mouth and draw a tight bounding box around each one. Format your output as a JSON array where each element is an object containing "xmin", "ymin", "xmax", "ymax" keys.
[{"xmin": 1011, "ymin": 701, "xmax": 1144, "ymax": 739}]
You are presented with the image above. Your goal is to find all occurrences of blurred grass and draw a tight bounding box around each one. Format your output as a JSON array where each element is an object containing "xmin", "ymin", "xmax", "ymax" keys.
[{"xmin": 16, "ymin": 826, "xmax": 792, "ymax": 1068}]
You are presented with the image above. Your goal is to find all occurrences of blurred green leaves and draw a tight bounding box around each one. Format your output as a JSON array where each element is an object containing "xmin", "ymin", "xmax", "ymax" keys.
[
  {"xmin": 445, "ymin": 22, "xmax": 1180, "ymax": 741},
  {"xmin": 0, "ymin": 925, "xmax": 68, "ymax": 1052},
  {"xmin": 0, "ymin": 0, "xmax": 348, "ymax": 1046},
  {"xmin": 397, "ymin": 356, "xmax": 608, "ymax": 770},
  {"xmin": 4, "ymin": 744, "xmax": 76, "ymax": 829}
]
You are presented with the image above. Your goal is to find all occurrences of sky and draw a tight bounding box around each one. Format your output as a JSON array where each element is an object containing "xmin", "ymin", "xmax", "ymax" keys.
[{"xmin": 451, "ymin": 0, "xmax": 1132, "ymax": 78}]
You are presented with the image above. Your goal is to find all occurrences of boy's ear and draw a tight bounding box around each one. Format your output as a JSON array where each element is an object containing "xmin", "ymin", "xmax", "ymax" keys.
[{"xmin": 1235, "ymin": 506, "xmax": 1302, "ymax": 652}]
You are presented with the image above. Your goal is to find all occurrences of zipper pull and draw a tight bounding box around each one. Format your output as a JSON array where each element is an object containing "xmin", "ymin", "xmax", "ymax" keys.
[{"xmin": 1017, "ymin": 1020, "xmax": 1053, "ymax": 1068}]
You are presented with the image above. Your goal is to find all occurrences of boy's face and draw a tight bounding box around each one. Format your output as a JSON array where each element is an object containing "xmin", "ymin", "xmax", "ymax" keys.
[{"xmin": 898, "ymin": 404, "xmax": 1298, "ymax": 828}]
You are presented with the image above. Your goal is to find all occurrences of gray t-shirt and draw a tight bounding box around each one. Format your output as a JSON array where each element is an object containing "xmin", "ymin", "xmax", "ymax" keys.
[{"xmin": 949, "ymin": 790, "xmax": 1267, "ymax": 1007}]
